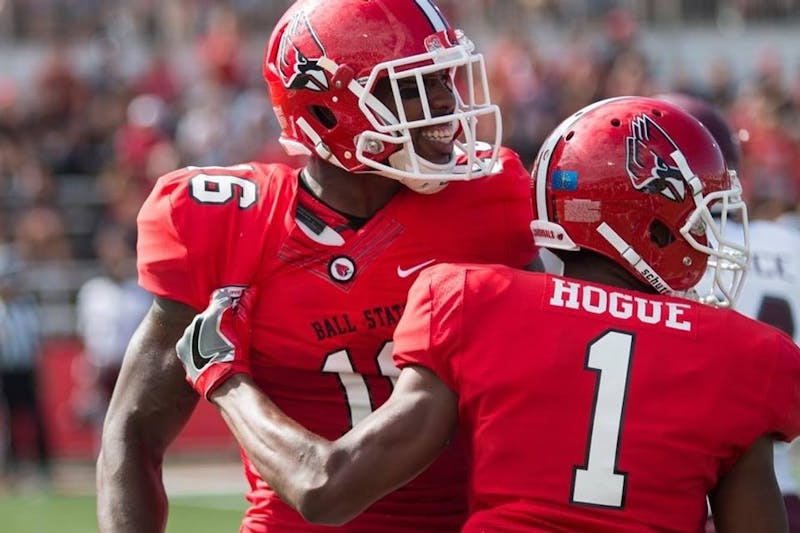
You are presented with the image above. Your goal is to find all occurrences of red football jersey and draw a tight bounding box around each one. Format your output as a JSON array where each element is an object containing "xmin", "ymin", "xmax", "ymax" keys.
[
  {"xmin": 136, "ymin": 149, "xmax": 536, "ymax": 532},
  {"xmin": 393, "ymin": 265, "xmax": 800, "ymax": 533}
]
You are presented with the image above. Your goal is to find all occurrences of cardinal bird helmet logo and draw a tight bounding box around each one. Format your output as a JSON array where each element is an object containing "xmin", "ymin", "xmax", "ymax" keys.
[
  {"xmin": 625, "ymin": 114, "xmax": 691, "ymax": 202},
  {"xmin": 277, "ymin": 11, "xmax": 329, "ymax": 92}
]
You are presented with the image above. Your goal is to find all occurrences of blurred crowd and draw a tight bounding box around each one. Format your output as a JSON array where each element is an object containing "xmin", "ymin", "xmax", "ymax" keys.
[
  {"xmin": 0, "ymin": 0, "xmax": 799, "ymax": 477},
  {"xmin": 0, "ymin": 0, "xmax": 798, "ymax": 274},
  {"xmin": 0, "ymin": 1, "xmax": 797, "ymax": 271}
]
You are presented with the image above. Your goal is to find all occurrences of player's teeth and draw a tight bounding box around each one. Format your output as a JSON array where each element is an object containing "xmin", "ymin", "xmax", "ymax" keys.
[{"xmin": 421, "ymin": 125, "xmax": 455, "ymax": 141}]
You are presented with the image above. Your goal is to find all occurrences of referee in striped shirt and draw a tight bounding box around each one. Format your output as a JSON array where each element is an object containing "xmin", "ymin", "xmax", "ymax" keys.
[{"xmin": 0, "ymin": 246, "xmax": 51, "ymax": 484}]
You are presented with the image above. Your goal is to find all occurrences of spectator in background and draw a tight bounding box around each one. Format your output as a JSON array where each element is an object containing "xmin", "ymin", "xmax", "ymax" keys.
[
  {"xmin": 729, "ymin": 75, "xmax": 800, "ymax": 214},
  {"xmin": 594, "ymin": 7, "xmax": 650, "ymax": 95},
  {"xmin": 74, "ymin": 225, "xmax": 150, "ymax": 444},
  {"xmin": 113, "ymin": 93, "xmax": 171, "ymax": 183},
  {"xmin": 485, "ymin": 33, "xmax": 558, "ymax": 167},
  {"xmin": 705, "ymin": 56, "xmax": 738, "ymax": 110},
  {"xmin": 13, "ymin": 206, "xmax": 72, "ymax": 263},
  {"xmin": 0, "ymin": 244, "xmax": 51, "ymax": 488},
  {"xmin": 29, "ymin": 43, "xmax": 90, "ymax": 175},
  {"xmin": 133, "ymin": 46, "xmax": 182, "ymax": 106},
  {"xmin": 174, "ymin": 80, "xmax": 233, "ymax": 166},
  {"xmin": 195, "ymin": 4, "xmax": 247, "ymax": 90}
]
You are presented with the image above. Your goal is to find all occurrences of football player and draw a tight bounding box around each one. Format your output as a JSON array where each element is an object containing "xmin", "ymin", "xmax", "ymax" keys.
[
  {"xmin": 662, "ymin": 92, "xmax": 800, "ymax": 532},
  {"xmin": 96, "ymin": 0, "xmax": 538, "ymax": 532},
  {"xmin": 178, "ymin": 97, "xmax": 800, "ymax": 532}
]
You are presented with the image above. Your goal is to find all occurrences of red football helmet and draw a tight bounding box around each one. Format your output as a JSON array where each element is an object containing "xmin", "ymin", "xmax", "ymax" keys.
[
  {"xmin": 263, "ymin": 0, "xmax": 502, "ymax": 193},
  {"xmin": 531, "ymin": 96, "xmax": 749, "ymax": 306}
]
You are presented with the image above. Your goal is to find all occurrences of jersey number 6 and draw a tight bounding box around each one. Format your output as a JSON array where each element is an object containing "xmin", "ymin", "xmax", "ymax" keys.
[{"xmin": 188, "ymin": 166, "xmax": 258, "ymax": 209}]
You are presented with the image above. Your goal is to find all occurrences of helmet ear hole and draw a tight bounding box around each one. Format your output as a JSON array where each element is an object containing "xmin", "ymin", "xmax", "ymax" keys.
[
  {"xmin": 310, "ymin": 105, "xmax": 338, "ymax": 129},
  {"xmin": 649, "ymin": 219, "xmax": 676, "ymax": 248}
]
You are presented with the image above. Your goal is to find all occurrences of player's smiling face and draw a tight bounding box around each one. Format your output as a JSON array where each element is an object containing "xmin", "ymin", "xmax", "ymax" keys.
[{"xmin": 373, "ymin": 71, "xmax": 457, "ymax": 165}]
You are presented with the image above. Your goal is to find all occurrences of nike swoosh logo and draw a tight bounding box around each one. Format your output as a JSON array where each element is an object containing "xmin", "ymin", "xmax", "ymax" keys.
[
  {"xmin": 190, "ymin": 317, "xmax": 213, "ymax": 371},
  {"xmin": 190, "ymin": 312, "xmax": 233, "ymax": 371},
  {"xmin": 397, "ymin": 259, "xmax": 436, "ymax": 278}
]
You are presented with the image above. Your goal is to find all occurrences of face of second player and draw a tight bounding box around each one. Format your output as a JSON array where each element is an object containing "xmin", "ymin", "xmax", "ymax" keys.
[{"xmin": 372, "ymin": 70, "xmax": 458, "ymax": 166}]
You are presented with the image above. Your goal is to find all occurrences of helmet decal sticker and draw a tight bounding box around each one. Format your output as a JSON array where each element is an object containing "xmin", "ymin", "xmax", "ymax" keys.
[
  {"xmin": 625, "ymin": 114, "xmax": 689, "ymax": 202},
  {"xmin": 561, "ymin": 199, "xmax": 601, "ymax": 223},
  {"xmin": 278, "ymin": 11, "xmax": 329, "ymax": 92},
  {"xmin": 551, "ymin": 170, "xmax": 578, "ymax": 191}
]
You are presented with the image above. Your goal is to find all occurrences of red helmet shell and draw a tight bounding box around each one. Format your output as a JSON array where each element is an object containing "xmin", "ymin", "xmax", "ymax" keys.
[
  {"xmin": 264, "ymin": 0, "xmax": 452, "ymax": 171},
  {"xmin": 533, "ymin": 97, "xmax": 733, "ymax": 291}
]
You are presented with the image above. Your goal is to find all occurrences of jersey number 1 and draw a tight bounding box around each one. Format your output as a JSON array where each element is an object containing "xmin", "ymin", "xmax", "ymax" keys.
[{"xmin": 571, "ymin": 330, "xmax": 634, "ymax": 509}]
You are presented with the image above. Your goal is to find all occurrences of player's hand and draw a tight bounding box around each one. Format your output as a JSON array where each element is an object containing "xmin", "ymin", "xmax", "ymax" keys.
[{"xmin": 176, "ymin": 286, "xmax": 257, "ymax": 399}]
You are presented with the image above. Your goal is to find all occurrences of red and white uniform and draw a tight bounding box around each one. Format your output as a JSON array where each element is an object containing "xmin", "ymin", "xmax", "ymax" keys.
[
  {"xmin": 394, "ymin": 265, "xmax": 800, "ymax": 533},
  {"xmin": 137, "ymin": 149, "xmax": 536, "ymax": 532}
]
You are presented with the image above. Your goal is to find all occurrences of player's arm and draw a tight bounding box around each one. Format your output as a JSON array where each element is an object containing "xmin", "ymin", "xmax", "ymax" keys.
[
  {"xmin": 96, "ymin": 296, "xmax": 200, "ymax": 533},
  {"xmin": 210, "ymin": 365, "xmax": 457, "ymax": 525},
  {"xmin": 178, "ymin": 288, "xmax": 457, "ymax": 526},
  {"xmin": 708, "ymin": 435, "xmax": 788, "ymax": 533},
  {"xmin": 177, "ymin": 285, "xmax": 459, "ymax": 526}
]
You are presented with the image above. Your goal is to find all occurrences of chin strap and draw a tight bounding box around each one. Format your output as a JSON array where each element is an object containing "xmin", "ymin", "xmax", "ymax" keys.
[{"xmin": 595, "ymin": 222, "xmax": 677, "ymax": 296}]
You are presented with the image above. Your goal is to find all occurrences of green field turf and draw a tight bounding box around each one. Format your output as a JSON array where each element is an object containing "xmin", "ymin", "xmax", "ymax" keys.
[{"xmin": 0, "ymin": 492, "xmax": 248, "ymax": 532}]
